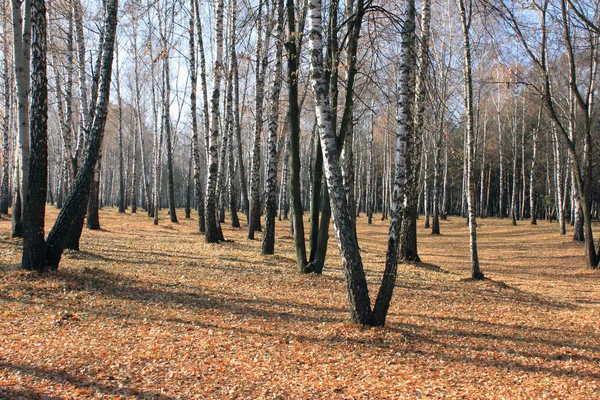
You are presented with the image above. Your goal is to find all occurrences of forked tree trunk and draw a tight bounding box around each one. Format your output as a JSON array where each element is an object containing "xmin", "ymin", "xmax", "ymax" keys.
[
  {"xmin": 44, "ymin": 0, "xmax": 118, "ymax": 269},
  {"xmin": 308, "ymin": 0, "xmax": 371, "ymax": 323}
]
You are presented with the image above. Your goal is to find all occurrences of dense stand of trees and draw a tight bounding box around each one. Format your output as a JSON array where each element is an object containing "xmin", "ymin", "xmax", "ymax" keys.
[{"xmin": 2, "ymin": 0, "xmax": 600, "ymax": 323}]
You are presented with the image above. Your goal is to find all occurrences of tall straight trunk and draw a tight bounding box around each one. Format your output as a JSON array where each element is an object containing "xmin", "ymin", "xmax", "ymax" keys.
[
  {"xmin": 116, "ymin": 45, "xmax": 125, "ymax": 213},
  {"xmin": 568, "ymin": 85, "xmax": 583, "ymax": 241},
  {"xmin": 11, "ymin": 0, "xmax": 32, "ymax": 238},
  {"xmin": 342, "ymin": 114, "xmax": 355, "ymax": 228},
  {"xmin": 496, "ymin": 79, "xmax": 504, "ymax": 219},
  {"xmin": 460, "ymin": 131, "xmax": 467, "ymax": 217},
  {"xmin": 458, "ymin": 0, "xmax": 483, "ymax": 280},
  {"xmin": 131, "ymin": 18, "xmax": 151, "ymax": 214},
  {"xmin": 1, "ymin": 25, "xmax": 12, "ymax": 215},
  {"xmin": 552, "ymin": 125, "xmax": 566, "ymax": 235},
  {"xmin": 22, "ymin": 0, "xmax": 48, "ymax": 271},
  {"xmin": 479, "ymin": 113, "xmax": 487, "ymax": 218},
  {"xmin": 193, "ymin": 0, "xmax": 211, "ymax": 163},
  {"xmin": 366, "ymin": 104, "xmax": 374, "ymax": 225},
  {"xmin": 205, "ymin": 0, "xmax": 225, "ymax": 243},
  {"xmin": 151, "ymin": 44, "xmax": 162, "ymax": 225},
  {"xmin": 44, "ymin": 0, "xmax": 118, "ymax": 269},
  {"xmin": 286, "ymin": 0, "xmax": 309, "ymax": 272},
  {"xmin": 131, "ymin": 107, "xmax": 138, "ymax": 213},
  {"xmin": 162, "ymin": 36, "xmax": 178, "ymax": 223},
  {"xmin": 226, "ymin": 0, "xmax": 240, "ymax": 228},
  {"xmin": 510, "ymin": 98, "xmax": 518, "ymax": 226},
  {"xmin": 400, "ymin": 0, "xmax": 430, "ymax": 262},
  {"xmin": 185, "ymin": 147, "xmax": 192, "ymax": 218},
  {"xmin": 227, "ymin": 99, "xmax": 240, "ymax": 228},
  {"xmin": 423, "ymin": 150, "xmax": 430, "ymax": 228},
  {"xmin": 520, "ymin": 99, "xmax": 527, "ymax": 219},
  {"xmin": 234, "ymin": 58, "xmax": 248, "ymax": 217},
  {"xmin": 278, "ymin": 136, "xmax": 289, "ymax": 221},
  {"xmin": 530, "ymin": 106, "xmax": 541, "ymax": 224},
  {"xmin": 263, "ymin": 0, "xmax": 284, "ymax": 254},
  {"xmin": 441, "ymin": 131, "xmax": 448, "ymax": 219},
  {"xmin": 188, "ymin": 0, "xmax": 205, "ymax": 232},
  {"xmin": 215, "ymin": 82, "xmax": 229, "ymax": 225},
  {"xmin": 381, "ymin": 120, "xmax": 389, "ymax": 221},
  {"xmin": 248, "ymin": 0, "xmax": 269, "ymax": 239},
  {"xmin": 309, "ymin": 126, "xmax": 323, "ymax": 261},
  {"xmin": 432, "ymin": 129, "xmax": 442, "ymax": 234}
]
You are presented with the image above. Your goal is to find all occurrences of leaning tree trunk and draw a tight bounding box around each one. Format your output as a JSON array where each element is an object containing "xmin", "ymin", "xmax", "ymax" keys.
[
  {"xmin": 371, "ymin": 0, "xmax": 415, "ymax": 326},
  {"xmin": 308, "ymin": 0, "xmax": 371, "ymax": 324},
  {"xmin": 44, "ymin": 0, "xmax": 118, "ymax": 269},
  {"xmin": 21, "ymin": 0, "xmax": 48, "ymax": 272},
  {"xmin": 306, "ymin": 0, "xmax": 365, "ymax": 274}
]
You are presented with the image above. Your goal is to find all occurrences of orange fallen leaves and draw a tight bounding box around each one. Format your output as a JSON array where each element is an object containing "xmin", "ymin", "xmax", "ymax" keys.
[{"xmin": 0, "ymin": 207, "xmax": 599, "ymax": 398}]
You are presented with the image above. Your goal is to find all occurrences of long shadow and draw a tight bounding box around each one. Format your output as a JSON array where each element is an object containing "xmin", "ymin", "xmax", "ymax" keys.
[
  {"xmin": 0, "ymin": 361, "xmax": 179, "ymax": 399},
  {"xmin": 388, "ymin": 321, "xmax": 600, "ymax": 356},
  {"xmin": 0, "ymin": 387, "xmax": 63, "ymax": 400},
  {"xmin": 47, "ymin": 267, "xmax": 348, "ymax": 324}
]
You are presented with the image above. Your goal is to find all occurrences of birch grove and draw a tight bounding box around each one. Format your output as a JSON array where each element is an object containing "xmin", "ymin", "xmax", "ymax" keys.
[{"xmin": 3, "ymin": 0, "xmax": 600, "ymax": 323}]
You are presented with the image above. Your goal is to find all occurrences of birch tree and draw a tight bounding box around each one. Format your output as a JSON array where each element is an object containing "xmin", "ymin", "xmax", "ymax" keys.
[
  {"xmin": 21, "ymin": 0, "xmax": 48, "ymax": 271},
  {"xmin": 44, "ymin": 0, "xmax": 118, "ymax": 269},
  {"xmin": 205, "ymin": 0, "xmax": 225, "ymax": 243},
  {"xmin": 458, "ymin": 0, "xmax": 483, "ymax": 280},
  {"xmin": 262, "ymin": 0, "xmax": 284, "ymax": 254},
  {"xmin": 10, "ymin": 0, "xmax": 31, "ymax": 237}
]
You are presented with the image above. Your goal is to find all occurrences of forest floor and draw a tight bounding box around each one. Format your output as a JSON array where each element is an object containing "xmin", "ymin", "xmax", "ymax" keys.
[{"xmin": 1, "ymin": 207, "xmax": 600, "ymax": 399}]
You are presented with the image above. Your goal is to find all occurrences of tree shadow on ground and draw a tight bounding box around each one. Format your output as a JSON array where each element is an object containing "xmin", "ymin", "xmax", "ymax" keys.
[{"xmin": 0, "ymin": 361, "xmax": 178, "ymax": 399}]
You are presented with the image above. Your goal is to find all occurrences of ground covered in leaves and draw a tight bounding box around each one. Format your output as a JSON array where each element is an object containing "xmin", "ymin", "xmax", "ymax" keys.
[{"xmin": 1, "ymin": 208, "xmax": 599, "ymax": 399}]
